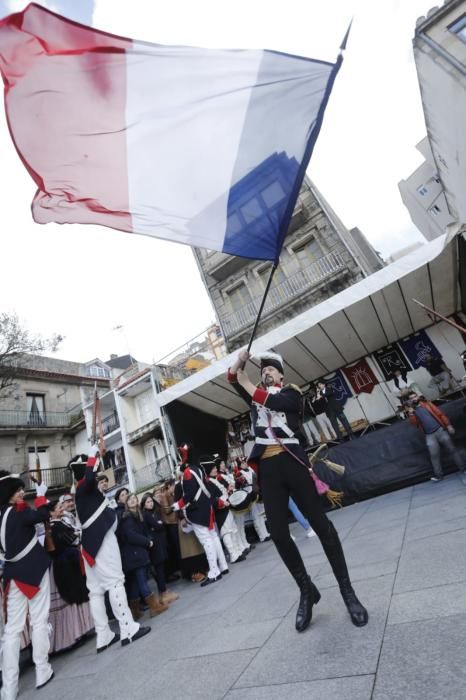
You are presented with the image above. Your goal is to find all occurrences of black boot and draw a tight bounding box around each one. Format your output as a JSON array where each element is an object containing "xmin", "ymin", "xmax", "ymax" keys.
[
  {"xmin": 320, "ymin": 521, "xmax": 368, "ymax": 627},
  {"xmin": 292, "ymin": 570, "xmax": 321, "ymax": 632},
  {"xmin": 338, "ymin": 578, "xmax": 368, "ymax": 627}
]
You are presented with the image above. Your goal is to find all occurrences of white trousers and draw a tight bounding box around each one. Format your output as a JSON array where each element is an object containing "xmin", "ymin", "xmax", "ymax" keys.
[
  {"xmin": 84, "ymin": 526, "xmax": 139, "ymax": 647},
  {"xmin": 250, "ymin": 501, "xmax": 269, "ymax": 542},
  {"xmin": 220, "ymin": 511, "xmax": 244, "ymax": 563},
  {"xmin": 315, "ymin": 413, "xmax": 337, "ymax": 441},
  {"xmin": 192, "ymin": 523, "xmax": 227, "ymax": 580},
  {"xmin": 1, "ymin": 572, "xmax": 52, "ymax": 700},
  {"xmin": 233, "ymin": 511, "xmax": 249, "ymax": 551}
]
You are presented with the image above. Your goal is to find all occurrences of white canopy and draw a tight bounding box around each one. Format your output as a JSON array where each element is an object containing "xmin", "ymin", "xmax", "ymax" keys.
[{"xmin": 158, "ymin": 235, "xmax": 459, "ymax": 419}]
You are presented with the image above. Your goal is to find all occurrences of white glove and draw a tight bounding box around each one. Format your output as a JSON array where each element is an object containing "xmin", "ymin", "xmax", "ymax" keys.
[
  {"xmin": 446, "ymin": 425, "xmax": 455, "ymax": 435},
  {"xmin": 35, "ymin": 482, "xmax": 48, "ymax": 497},
  {"xmin": 171, "ymin": 501, "xmax": 181, "ymax": 512}
]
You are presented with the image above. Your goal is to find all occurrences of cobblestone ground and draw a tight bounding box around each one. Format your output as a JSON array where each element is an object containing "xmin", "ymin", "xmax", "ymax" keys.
[{"xmin": 15, "ymin": 473, "xmax": 466, "ymax": 699}]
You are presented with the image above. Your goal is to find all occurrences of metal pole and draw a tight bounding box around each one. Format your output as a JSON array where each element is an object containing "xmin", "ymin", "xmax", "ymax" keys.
[
  {"xmin": 150, "ymin": 369, "xmax": 177, "ymax": 476},
  {"xmin": 245, "ymin": 263, "xmax": 278, "ymax": 354}
]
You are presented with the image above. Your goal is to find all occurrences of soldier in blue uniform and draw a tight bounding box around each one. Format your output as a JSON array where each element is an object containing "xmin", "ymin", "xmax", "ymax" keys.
[
  {"xmin": 228, "ymin": 351, "xmax": 368, "ymax": 633},
  {"xmin": 0, "ymin": 471, "xmax": 54, "ymax": 700},
  {"xmin": 70, "ymin": 450, "xmax": 150, "ymax": 651}
]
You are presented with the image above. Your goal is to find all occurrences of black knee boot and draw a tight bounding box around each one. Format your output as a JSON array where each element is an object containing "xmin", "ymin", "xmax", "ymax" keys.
[
  {"xmin": 320, "ymin": 522, "xmax": 368, "ymax": 627},
  {"xmin": 291, "ymin": 568, "xmax": 321, "ymax": 632}
]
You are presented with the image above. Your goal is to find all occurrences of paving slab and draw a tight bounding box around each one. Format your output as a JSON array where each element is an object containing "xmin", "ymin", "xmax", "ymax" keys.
[
  {"xmin": 388, "ymin": 580, "xmax": 466, "ymax": 625},
  {"xmin": 373, "ymin": 614, "xmax": 466, "ymax": 700},
  {"xmin": 233, "ymin": 576, "xmax": 393, "ymax": 688},
  {"xmin": 224, "ymin": 674, "xmax": 375, "ymax": 699}
]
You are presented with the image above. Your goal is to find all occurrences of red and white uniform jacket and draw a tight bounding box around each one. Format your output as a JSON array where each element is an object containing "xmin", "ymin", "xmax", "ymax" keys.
[
  {"xmin": 175, "ymin": 463, "xmax": 215, "ymax": 529},
  {"xmin": 74, "ymin": 462, "xmax": 116, "ymax": 567}
]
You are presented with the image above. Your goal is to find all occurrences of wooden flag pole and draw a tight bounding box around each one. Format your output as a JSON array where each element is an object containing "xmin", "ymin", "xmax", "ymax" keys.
[{"xmin": 412, "ymin": 299, "xmax": 466, "ymax": 335}]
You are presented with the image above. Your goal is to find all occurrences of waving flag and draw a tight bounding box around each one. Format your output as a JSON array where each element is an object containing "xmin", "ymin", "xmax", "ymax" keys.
[{"xmin": 0, "ymin": 3, "xmax": 342, "ymax": 262}]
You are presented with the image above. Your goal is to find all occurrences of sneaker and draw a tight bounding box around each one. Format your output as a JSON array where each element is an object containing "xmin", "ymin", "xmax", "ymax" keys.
[
  {"xmin": 306, "ymin": 529, "xmax": 316, "ymax": 538},
  {"xmin": 430, "ymin": 476, "xmax": 443, "ymax": 482}
]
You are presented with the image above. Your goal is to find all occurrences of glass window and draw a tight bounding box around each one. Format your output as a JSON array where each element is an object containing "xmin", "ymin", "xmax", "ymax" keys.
[
  {"xmin": 26, "ymin": 394, "xmax": 45, "ymax": 425},
  {"xmin": 240, "ymin": 197, "xmax": 262, "ymax": 224},
  {"xmin": 227, "ymin": 212, "xmax": 242, "ymax": 234},
  {"xmin": 417, "ymin": 185, "xmax": 428, "ymax": 197},
  {"xmin": 261, "ymin": 181, "xmax": 286, "ymax": 208},
  {"xmin": 293, "ymin": 237, "xmax": 322, "ymax": 265},
  {"xmin": 449, "ymin": 13, "xmax": 466, "ymax": 42},
  {"xmin": 227, "ymin": 283, "xmax": 252, "ymax": 309},
  {"xmin": 89, "ymin": 365, "xmax": 110, "ymax": 378},
  {"xmin": 429, "ymin": 204, "xmax": 441, "ymax": 216}
]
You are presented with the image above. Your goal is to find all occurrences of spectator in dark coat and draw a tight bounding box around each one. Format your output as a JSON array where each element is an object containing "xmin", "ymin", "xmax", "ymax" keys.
[
  {"xmin": 114, "ymin": 487, "xmax": 129, "ymax": 522},
  {"xmin": 316, "ymin": 381, "xmax": 354, "ymax": 440},
  {"xmin": 118, "ymin": 494, "xmax": 168, "ymax": 619},
  {"xmin": 141, "ymin": 493, "xmax": 179, "ymax": 605}
]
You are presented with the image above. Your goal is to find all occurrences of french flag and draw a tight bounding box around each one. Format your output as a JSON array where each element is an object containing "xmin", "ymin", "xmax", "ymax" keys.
[{"xmin": 0, "ymin": 4, "xmax": 341, "ymax": 262}]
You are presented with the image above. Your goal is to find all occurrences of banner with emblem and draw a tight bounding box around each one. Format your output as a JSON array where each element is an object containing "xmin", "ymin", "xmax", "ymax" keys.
[
  {"xmin": 342, "ymin": 359, "xmax": 378, "ymax": 394},
  {"xmin": 323, "ymin": 370, "xmax": 352, "ymax": 406},
  {"xmin": 399, "ymin": 330, "xmax": 441, "ymax": 369},
  {"xmin": 373, "ymin": 344, "xmax": 412, "ymax": 381}
]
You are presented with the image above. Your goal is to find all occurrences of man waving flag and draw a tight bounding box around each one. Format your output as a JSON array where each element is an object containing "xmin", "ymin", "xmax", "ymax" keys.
[{"xmin": 0, "ymin": 3, "xmax": 343, "ymax": 262}]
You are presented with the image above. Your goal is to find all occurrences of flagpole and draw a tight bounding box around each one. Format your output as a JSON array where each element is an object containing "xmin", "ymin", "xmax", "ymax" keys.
[
  {"xmin": 245, "ymin": 263, "xmax": 278, "ymax": 353},
  {"xmin": 412, "ymin": 299, "xmax": 466, "ymax": 334}
]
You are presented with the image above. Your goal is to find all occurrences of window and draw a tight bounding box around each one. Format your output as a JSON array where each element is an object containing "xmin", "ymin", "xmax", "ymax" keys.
[
  {"xmin": 448, "ymin": 13, "xmax": 466, "ymax": 42},
  {"xmin": 88, "ymin": 365, "xmax": 110, "ymax": 378},
  {"xmin": 292, "ymin": 237, "xmax": 323, "ymax": 266},
  {"xmin": 261, "ymin": 181, "xmax": 286, "ymax": 208},
  {"xmin": 417, "ymin": 185, "xmax": 428, "ymax": 197},
  {"xmin": 429, "ymin": 204, "xmax": 441, "ymax": 216},
  {"xmin": 27, "ymin": 446, "xmax": 49, "ymax": 470},
  {"xmin": 240, "ymin": 197, "xmax": 262, "ymax": 224},
  {"xmin": 227, "ymin": 212, "xmax": 242, "ymax": 235},
  {"xmin": 26, "ymin": 394, "xmax": 45, "ymax": 426},
  {"xmin": 257, "ymin": 264, "xmax": 286, "ymax": 288},
  {"xmin": 226, "ymin": 282, "xmax": 252, "ymax": 310}
]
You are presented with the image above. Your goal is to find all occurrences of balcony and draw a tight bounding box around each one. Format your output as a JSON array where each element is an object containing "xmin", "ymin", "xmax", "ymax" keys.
[
  {"xmin": 133, "ymin": 456, "xmax": 173, "ymax": 492},
  {"xmin": 0, "ymin": 410, "xmax": 83, "ymax": 431},
  {"xmin": 21, "ymin": 466, "xmax": 72, "ymax": 493},
  {"xmin": 221, "ymin": 251, "xmax": 347, "ymax": 337},
  {"xmin": 101, "ymin": 412, "xmax": 120, "ymax": 436},
  {"xmin": 127, "ymin": 418, "xmax": 163, "ymax": 445}
]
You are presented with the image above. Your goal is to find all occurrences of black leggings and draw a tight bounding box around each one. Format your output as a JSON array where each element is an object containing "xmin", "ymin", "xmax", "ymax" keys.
[{"xmin": 260, "ymin": 452, "xmax": 345, "ymax": 579}]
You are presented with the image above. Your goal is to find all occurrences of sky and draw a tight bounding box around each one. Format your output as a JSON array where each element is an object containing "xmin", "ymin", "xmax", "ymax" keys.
[{"xmin": 0, "ymin": 0, "xmax": 437, "ymax": 364}]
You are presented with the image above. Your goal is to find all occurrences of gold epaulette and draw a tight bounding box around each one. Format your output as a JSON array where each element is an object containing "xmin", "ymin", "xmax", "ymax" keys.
[{"xmin": 285, "ymin": 383, "xmax": 302, "ymax": 394}]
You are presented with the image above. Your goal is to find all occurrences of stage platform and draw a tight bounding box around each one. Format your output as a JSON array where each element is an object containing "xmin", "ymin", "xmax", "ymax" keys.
[{"xmin": 312, "ymin": 397, "xmax": 466, "ymax": 505}]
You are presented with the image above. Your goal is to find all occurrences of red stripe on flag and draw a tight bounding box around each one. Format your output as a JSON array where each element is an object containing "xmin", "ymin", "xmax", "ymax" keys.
[{"xmin": 0, "ymin": 4, "xmax": 132, "ymax": 232}]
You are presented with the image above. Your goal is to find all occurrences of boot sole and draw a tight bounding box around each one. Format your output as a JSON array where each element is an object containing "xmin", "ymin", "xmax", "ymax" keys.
[
  {"xmin": 121, "ymin": 626, "xmax": 151, "ymax": 646},
  {"xmin": 36, "ymin": 671, "xmax": 54, "ymax": 689}
]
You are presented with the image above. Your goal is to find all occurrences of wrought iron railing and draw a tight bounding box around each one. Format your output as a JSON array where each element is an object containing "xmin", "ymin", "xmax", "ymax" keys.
[
  {"xmin": 101, "ymin": 412, "xmax": 120, "ymax": 436},
  {"xmin": 133, "ymin": 456, "xmax": 173, "ymax": 493},
  {"xmin": 0, "ymin": 410, "xmax": 81, "ymax": 428},
  {"xmin": 221, "ymin": 251, "xmax": 347, "ymax": 336},
  {"xmin": 21, "ymin": 466, "xmax": 73, "ymax": 492}
]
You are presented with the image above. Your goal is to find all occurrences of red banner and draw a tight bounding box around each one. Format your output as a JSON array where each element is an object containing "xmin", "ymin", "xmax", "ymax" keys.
[{"xmin": 342, "ymin": 359, "xmax": 378, "ymax": 395}]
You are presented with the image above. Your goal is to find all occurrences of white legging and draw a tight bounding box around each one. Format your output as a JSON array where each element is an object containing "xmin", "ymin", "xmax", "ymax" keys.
[
  {"xmin": 192, "ymin": 523, "xmax": 227, "ymax": 579},
  {"xmin": 1, "ymin": 571, "xmax": 52, "ymax": 700}
]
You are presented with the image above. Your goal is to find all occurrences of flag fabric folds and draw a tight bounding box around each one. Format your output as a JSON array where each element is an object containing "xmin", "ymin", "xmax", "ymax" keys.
[{"xmin": 0, "ymin": 3, "xmax": 340, "ymax": 262}]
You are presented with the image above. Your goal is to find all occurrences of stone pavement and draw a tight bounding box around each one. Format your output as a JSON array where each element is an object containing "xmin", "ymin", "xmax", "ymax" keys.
[{"xmin": 17, "ymin": 473, "xmax": 466, "ymax": 700}]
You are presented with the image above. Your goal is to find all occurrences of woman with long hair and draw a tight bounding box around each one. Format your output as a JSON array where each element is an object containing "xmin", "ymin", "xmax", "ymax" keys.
[
  {"xmin": 118, "ymin": 494, "xmax": 168, "ymax": 619},
  {"xmin": 140, "ymin": 493, "xmax": 178, "ymax": 605}
]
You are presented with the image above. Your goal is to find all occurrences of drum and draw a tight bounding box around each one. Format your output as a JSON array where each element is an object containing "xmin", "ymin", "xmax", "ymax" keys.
[{"xmin": 228, "ymin": 489, "xmax": 252, "ymax": 513}]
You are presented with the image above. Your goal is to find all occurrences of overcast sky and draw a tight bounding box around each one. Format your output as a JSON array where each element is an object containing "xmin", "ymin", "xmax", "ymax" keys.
[{"xmin": 0, "ymin": 0, "xmax": 436, "ymax": 364}]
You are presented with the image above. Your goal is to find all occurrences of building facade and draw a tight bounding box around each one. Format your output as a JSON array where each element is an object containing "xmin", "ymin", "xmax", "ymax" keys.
[
  {"xmin": 399, "ymin": 137, "xmax": 456, "ymax": 241},
  {"xmin": 0, "ymin": 354, "xmax": 111, "ymax": 492},
  {"xmin": 410, "ymin": 0, "xmax": 466, "ymax": 230},
  {"xmin": 193, "ymin": 176, "xmax": 384, "ymax": 350}
]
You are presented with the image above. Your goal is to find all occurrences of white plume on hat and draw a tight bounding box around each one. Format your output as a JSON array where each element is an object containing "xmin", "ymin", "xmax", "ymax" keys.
[{"xmin": 255, "ymin": 351, "xmax": 284, "ymax": 374}]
